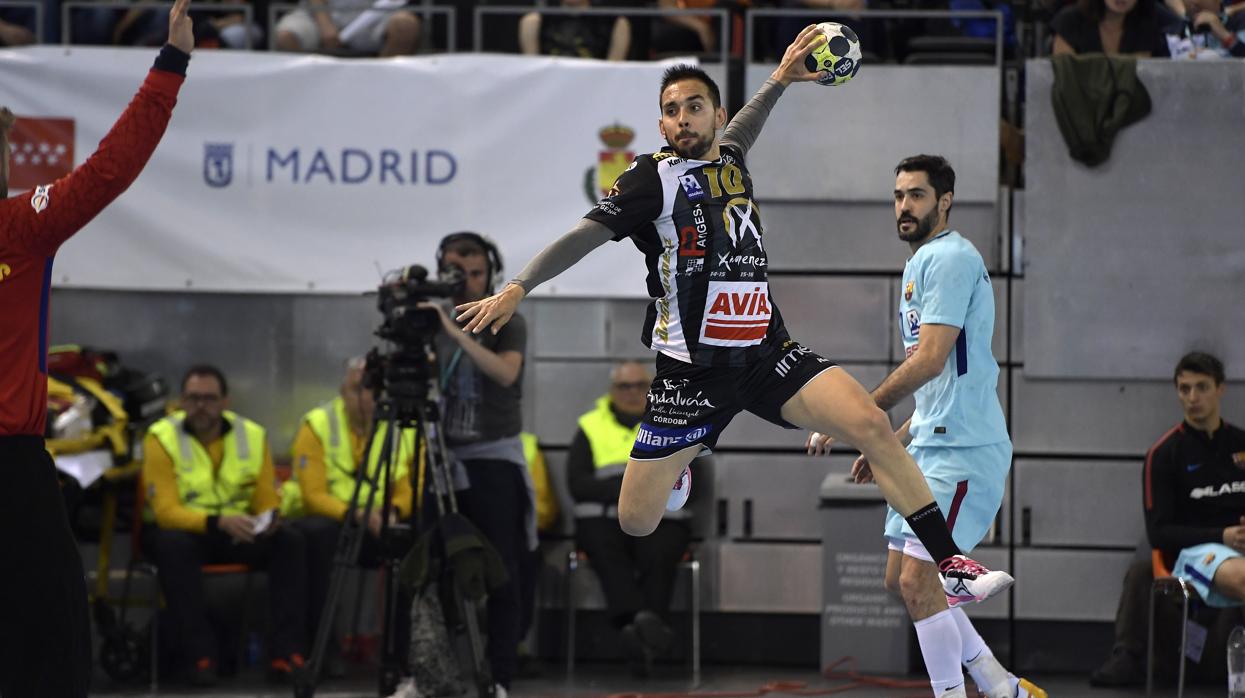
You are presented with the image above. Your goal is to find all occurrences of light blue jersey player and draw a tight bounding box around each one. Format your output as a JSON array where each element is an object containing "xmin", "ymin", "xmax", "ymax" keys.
[
  {"xmin": 809, "ymin": 156, "xmax": 1040, "ymax": 698},
  {"xmin": 888, "ymin": 229, "xmax": 1010, "ymax": 557}
]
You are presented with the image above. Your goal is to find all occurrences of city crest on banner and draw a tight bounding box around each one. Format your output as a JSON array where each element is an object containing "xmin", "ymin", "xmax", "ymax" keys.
[
  {"xmin": 203, "ymin": 143, "xmax": 234, "ymax": 188},
  {"xmin": 585, "ymin": 123, "xmax": 635, "ymax": 203}
]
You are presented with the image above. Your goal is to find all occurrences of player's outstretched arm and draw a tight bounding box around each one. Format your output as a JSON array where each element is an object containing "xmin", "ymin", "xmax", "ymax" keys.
[
  {"xmin": 721, "ymin": 25, "xmax": 827, "ymax": 155},
  {"xmin": 456, "ymin": 218, "xmax": 614, "ymax": 334}
]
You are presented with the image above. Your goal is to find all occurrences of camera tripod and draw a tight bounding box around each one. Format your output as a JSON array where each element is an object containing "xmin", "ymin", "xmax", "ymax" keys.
[{"xmin": 295, "ymin": 344, "xmax": 494, "ymax": 698}]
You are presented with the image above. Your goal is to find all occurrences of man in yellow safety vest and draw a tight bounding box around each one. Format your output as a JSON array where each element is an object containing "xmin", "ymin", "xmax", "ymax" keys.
[{"xmin": 142, "ymin": 364, "xmax": 309, "ymax": 686}]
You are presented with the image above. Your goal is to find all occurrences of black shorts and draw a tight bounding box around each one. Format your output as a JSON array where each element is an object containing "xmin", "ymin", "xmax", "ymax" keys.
[{"xmin": 630, "ymin": 339, "xmax": 838, "ymax": 461}]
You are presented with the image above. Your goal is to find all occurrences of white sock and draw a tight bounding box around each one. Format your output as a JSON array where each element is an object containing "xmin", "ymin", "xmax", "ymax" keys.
[
  {"xmin": 950, "ymin": 607, "xmax": 1014, "ymax": 697},
  {"xmin": 914, "ymin": 609, "xmax": 965, "ymax": 695},
  {"xmin": 949, "ymin": 606, "xmax": 989, "ymax": 664}
]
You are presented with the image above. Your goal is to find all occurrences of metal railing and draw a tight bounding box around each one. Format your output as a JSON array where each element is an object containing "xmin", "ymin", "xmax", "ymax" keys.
[
  {"xmin": 0, "ymin": 0, "xmax": 43, "ymax": 45},
  {"xmin": 474, "ymin": 5, "xmax": 731, "ymax": 66},
  {"xmin": 267, "ymin": 0, "xmax": 456, "ymax": 52},
  {"xmin": 61, "ymin": 1, "xmax": 256, "ymax": 48}
]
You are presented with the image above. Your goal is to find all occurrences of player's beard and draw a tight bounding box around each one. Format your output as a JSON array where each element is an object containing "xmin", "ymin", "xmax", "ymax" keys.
[
  {"xmin": 897, "ymin": 206, "xmax": 939, "ymax": 242},
  {"xmin": 668, "ymin": 129, "xmax": 713, "ymax": 161}
]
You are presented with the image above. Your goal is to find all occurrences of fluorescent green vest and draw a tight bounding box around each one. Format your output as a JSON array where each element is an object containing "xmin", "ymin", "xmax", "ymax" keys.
[
  {"xmin": 521, "ymin": 431, "xmax": 540, "ymax": 469},
  {"xmin": 147, "ymin": 410, "xmax": 266, "ymax": 516},
  {"xmin": 284, "ymin": 397, "xmax": 415, "ymax": 518},
  {"xmin": 577, "ymin": 396, "xmax": 639, "ymax": 481}
]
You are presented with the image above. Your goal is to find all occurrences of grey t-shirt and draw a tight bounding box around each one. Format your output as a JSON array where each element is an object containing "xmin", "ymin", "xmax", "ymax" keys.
[{"xmin": 436, "ymin": 313, "xmax": 526, "ymax": 446}]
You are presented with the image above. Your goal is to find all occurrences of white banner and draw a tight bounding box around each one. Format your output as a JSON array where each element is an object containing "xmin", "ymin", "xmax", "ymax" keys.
[{"xmin": 0, "ymin": 47, "xmax": 680, "ymax": 295}]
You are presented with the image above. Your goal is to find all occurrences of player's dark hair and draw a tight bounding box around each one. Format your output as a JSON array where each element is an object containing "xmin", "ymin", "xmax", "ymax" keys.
[
  {"xmin": 1174, "ymin": 352, "xmax": 1225, "ymax": 386},
  {"xmin": 182, "ymin": 364, "xmax": 229, "ymax": 396},
  {"xmin": 895, "ymin": 154, "xmax": 956, "ymax": 220},
  {"xmin": 659, "ymin": 65, "xmax": 721, "ymax": 110}
]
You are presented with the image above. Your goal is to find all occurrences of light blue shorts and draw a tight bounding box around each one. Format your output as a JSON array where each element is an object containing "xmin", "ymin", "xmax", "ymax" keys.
[
  {"xmin": 1173, "ymin": 542, "xmax": 1244, "ymax": 608},
  {"xmin": 884, "ymin": 441, "xmax": 1011, "ymax": 555}
]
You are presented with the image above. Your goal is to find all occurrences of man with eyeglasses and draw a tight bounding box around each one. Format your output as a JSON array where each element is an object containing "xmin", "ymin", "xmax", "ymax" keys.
[
  {"xmin": 567, "ymin": 360, "xmax": 695, "ymax": 676},
  {"xmin": 283, "ymin": 357, "xmax": 415, "ymax": 675},
  {"xmin": 142, "ymin": 364, "xmax": 310, "ymax": 686}
]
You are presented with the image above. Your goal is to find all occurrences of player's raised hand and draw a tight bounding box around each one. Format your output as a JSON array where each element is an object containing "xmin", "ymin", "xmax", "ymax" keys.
[
  {"xmin": 771, "ymin": 24, "xmax": 826, "ymax": 86},
  {"xmin": 456, "ymin": 283, "xmax": 525, "ymax": 335},
  {"xmin": 168, "ymin": 0, "xmax": 195, "ymax": 53}
]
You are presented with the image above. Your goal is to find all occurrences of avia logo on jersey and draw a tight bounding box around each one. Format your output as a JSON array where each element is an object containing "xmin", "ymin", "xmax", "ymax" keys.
[
  {"xmin": 700, "ymin": 281, "xmax": 771, "ymax": 347},
  {"xmin": 679, "ymin": 174, "xmax": 705, "ymax": 202},
  {"xmin": 1189, "ymin": 481, "xmax": 1245, "ymax": 499},
  {"xmin": 633, "ymin": 423, "xmax": 713, "ymax": 452}
]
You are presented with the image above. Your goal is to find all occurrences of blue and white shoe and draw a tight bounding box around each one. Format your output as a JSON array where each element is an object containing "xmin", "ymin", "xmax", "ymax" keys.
[{"xmin": 666, "ymin": 467, "xmax": 691, "ymax": 511}]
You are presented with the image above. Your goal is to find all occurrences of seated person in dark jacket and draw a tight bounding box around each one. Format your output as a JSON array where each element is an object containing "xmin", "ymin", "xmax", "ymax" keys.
[
  {"xmin": 567, "ymin": 360, "xmax": 696, "ymax": 676},
  {"xmin": 1091, "ymin": 351, "xmax": 1245, "ymax": 687},
  {"xmin": 1052, "ymin": 0, "xmax": 1171, "ymax": 55},
  {"xmin": 1164, "ymin": 0, "xmax": 1245, "ymax": 57},
  {"xmin": 518, "ymin": 0, "xmax": 631, "ymax": 60}
]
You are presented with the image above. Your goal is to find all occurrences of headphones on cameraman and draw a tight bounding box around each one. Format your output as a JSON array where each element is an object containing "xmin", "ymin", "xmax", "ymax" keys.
[{"xmin": 436, "ymin": 231, "xmax": 505, "ymax": 293}]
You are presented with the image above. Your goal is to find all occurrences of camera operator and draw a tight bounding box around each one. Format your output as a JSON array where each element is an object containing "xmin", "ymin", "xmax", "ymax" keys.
[{"xmin": 417, "ymin": 232, "xmax": 533, "ymax": 696}]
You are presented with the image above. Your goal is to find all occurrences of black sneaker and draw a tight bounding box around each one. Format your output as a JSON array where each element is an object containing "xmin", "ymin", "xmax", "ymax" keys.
[
  {"xmin": 620, "ymin": 623, "xmax": 652, "ymax": 678},
  {"xmin": 632, "ymin": 610, "xmax": 674, "ymax": 654},
  {"xmin": 1089, "ymin": 646, "xmax": 1144, "ymax": 687}
]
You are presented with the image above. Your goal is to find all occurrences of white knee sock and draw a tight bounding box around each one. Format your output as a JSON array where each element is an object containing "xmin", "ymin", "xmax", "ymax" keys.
[
  {"xmin": 914, "ymin": 609, "xmax": 965, "ymax": 695},
  {"xmin": 951, "ymin": 607, "xmax": 1016, "ymax": 698}
]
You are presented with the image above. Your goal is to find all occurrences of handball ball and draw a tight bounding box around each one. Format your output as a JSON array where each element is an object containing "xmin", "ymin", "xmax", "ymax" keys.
[{"xmin": 804, "ymin": 22, "xmax": 862, "ymax": 86}]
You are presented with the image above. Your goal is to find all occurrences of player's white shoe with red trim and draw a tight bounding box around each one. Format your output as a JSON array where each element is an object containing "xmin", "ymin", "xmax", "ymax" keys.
[
  {"xmin": 666, "ymin": 467, "xmax": 691, "ymax": 511},
  {"xmin": 939, "ymin": 554, "xmax": 1013, "ymax": 607}
]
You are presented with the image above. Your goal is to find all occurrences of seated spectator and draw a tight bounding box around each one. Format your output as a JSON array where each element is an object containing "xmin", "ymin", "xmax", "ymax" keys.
[
  {"xmin": 282, "ymin": 357, "xmax": 415, "ymax": 673},
  {"xmin": 652, "ymin": 0, "xmax": 718, "ymax": 57},
  {"xmin": 567, "ymin": 360, "xmax": 697, "ymax": 677},
  {"xmin": 1052, "ymin": 0, "xmax": 1171, "ymax": 56},
  {"xmin": 1164, "ymin": 0, "xmax": 1245, "ymax": 56},
  {"xmin": 518, "ymin": 0, "xmax": 630, "ymax": 60},
  {"xmin": 0, "ymin": 9, "xmax": 35, "ymax": 46},
  {"xmin": 1090, "ymin": 351, "xmax": 1245, "ymax": 686},
  {"xmin": 275, "ymin": 0, "xmax": 421, "ymax": 57},
  {"xmin": 768, "ymin": 0, "xmax": 865, "ymax": 63},
  {"xmin": 142, "ymin": 364, "xmax": 309, "ymax": 686}
]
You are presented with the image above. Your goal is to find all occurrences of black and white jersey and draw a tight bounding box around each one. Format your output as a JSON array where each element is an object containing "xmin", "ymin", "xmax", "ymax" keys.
[{"xmin": 583, "ymin": 144, "xmax": 789, "ymax": 367}]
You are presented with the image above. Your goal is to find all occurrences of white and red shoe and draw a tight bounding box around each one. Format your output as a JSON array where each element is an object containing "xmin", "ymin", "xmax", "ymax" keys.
[
  {"xmin": 666, "ymin": 467, "xmax": 691, "ymax": 511},
  {"xmin": 939, "ymin": 554, "xmax": 1013, "ymax": 607}
]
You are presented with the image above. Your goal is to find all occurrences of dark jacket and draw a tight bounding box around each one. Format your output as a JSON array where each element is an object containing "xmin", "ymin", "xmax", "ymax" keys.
[{"xmin": 1050, "ymin": 53, "xmax": 1152, "ymax": 167}]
